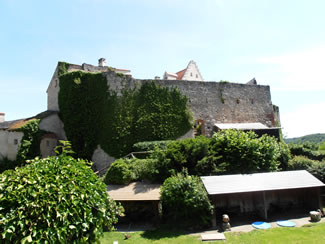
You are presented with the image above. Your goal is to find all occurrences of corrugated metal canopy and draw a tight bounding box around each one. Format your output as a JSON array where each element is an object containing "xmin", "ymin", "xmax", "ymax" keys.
[
  {"xmin": 107, "ymin": 182, "xmax": 161, "ymax": 201},
  {"xmin": 214, "ymin": 122, "xmax": 269, "ymax": 130},
  {"xmin": 201, "ymin": 170, "xmax": 325, "ymax": 195}
]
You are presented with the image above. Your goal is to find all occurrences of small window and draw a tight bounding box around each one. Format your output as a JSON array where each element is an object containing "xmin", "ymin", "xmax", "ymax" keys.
[
  {"xmin": 14, "ymin": 139, "xmax": 18, "ymax": 145},
  {"xmin": 190, "ymin": 72, "xmax": 193, "ymax": 76},
  {"xmin": 236, "ymin": 99, "xmax": 240, "ymax": 104},
  {"xmin": 46, "ymin": 140, "xmax": 50, "ymax": 147},
  {"xmin": 196, "ymin": 74, "xmax": 198, "ymax": 78},
  {"xmin": 250, "ymin": 99, "xmax": 254, "ymax": 104},
  {"xmin": 54, "ymin": 79, "xmax": 58, "ymax": 87}
]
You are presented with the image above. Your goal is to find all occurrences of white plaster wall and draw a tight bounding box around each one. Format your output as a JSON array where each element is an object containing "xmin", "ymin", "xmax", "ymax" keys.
[
  {"xmin": 47, "ymin": 66, "xmax": 60, "ymax": 111},
  {"xmin": 39, "ymin": 114, "xmax": 67, "ymax": 140},
  {"xmin": 40, "ymin": 137, "xmax": 57, "ymax": 158},
  {"xmin": 0, "ymin": 130, "xmax": 9, "ymax": 159},
  {"xmin": 7, "ymin": 131, "xmax": 24, "ymax": 161},
  {"xmin": 91, "ymin": 145, "xmax": 115, "ymax": 175},
  {"xmin": 182, "ymin": 61, "xmax": 203, "ymax": 81}
]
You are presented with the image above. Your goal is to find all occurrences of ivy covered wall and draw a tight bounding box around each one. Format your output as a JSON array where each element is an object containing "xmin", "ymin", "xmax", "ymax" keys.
[{"xmin": 58, "ymin": 71, "xmax": 192, "ymax": 159}]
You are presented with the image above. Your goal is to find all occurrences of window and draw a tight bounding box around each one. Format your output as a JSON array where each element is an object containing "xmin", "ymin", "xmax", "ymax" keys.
[
  {"xmin": 236, "ymin": 98, "xmax": 240, "ymax": 104},
  {"xmin": 190, "ymin": 72, "xmax": 193, "ymax": 76},
  {"xmin": 196, "ymin": 74, "xmax": 198, "ymax": 78},
  {"xmin": 46, "ymin": 140, "xmax": 50, "ymax": 147},
  {"xmin": 14, "ymin": 139, "xmax": 18, "ymax": 145}
]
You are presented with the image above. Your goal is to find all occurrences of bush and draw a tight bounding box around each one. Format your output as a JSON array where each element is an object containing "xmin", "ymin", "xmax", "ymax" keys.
[
  {"xmin": 132, "ymin": 140, "xmax": 171, "ymax": 152},
  {"xmin": 103, "ymin": 159, "xmax": 133, "ymax": 185},
  {"xmin": 307, "ymin": 161, "xmax": 325, "ymax": 183},
  {"xmin": 289, "ymin": 143, "xmax": 325, "ymax": 161},
  {"xmin": 288, "ymin": 155, "xmax": 316, "ymax": 170},
  {"xmin": 196, "ymin": 130, "xmax": 282, "ymax": 175},
  {"xmin": 0, "ymin": 142, "xmax": 123, "ymax": 243},
  {"xmin": 160, "ymin": 172, "xmax": 213, "ymax": 228},
  {"xmin": 103, "ymin": 158, "xmax": 160, "ymax": 184}
]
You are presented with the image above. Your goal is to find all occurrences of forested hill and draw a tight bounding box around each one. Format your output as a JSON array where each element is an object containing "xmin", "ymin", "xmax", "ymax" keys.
[{"xmin": 285, "ymin": 133, "xmax": 325, "ymax": 144}]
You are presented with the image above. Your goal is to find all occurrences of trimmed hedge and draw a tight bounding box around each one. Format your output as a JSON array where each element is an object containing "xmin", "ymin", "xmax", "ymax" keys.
[
  {"xmin": 0, "ymin": 143, "xmax": 123, "ymax": 243},
  {"xmin": 103, "ymin": 158, "xmax": 158, "ymax": 184},
  {"xmin": 132, "ymin": 140, "xmax": 171, "ymax": 152}
]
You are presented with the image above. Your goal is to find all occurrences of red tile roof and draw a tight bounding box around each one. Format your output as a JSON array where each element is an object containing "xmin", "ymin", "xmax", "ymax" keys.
[{"xmin": 176, "ymin": 68, "xmax": 186, "ymax": 80}]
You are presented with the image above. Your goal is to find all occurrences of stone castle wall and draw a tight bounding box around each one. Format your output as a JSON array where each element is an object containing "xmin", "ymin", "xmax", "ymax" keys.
[
  {"xmin": 45, "ymin": 62, "xmax": 279, "ymax": 170},
  {"xmin": 102, "ymin": 71, "xmax": 277, "ymax": 136}
]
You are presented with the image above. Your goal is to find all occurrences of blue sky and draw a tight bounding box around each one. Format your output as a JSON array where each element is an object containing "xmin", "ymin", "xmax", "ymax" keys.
[{"xmin": 1, "ymin": 0, "xmax": 324, "ymax": 138}]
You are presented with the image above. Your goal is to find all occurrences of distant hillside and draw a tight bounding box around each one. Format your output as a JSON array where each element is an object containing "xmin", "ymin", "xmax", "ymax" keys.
[{"xmin": 285, "ymin": 133, "xmax": 325, "ymax": 144}]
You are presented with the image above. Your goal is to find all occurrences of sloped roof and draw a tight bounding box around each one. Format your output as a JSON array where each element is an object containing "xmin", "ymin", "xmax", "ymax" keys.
[
  {"xmin": 107, "ymin": 182, "xmax": 161, "ymax": 201},
  {"xmin": 165, "ymin": 72, "xmax": 178, "ymax": 78},
  {"xmin": 0, "ymin": 119, "xmax": 23, "ymax": 130},
  {"xmin": 176, "ymin": 69, "xmax": 186, "ymax": 80},
  {"xmin": 201, "ymin": 170, "xmax": 325, "ymax": 195},
  {"xmin": 0, "ymin": 111, "xmax": 57, "ymax": 131},
  {"xmin": 214, "ymin": 122, "xmax": 269, "ymax": 130}
]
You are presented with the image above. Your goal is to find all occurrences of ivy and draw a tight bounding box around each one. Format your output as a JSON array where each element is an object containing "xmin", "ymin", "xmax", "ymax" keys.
[
  {"xmin": 16, "ymin": 119, "xmax": 44, "ymax": 166},
  {"xmin": 59, "ymin": 71, "xmax": 108, "ymax": 159},
  {"xmin": 58, "ymin": 72, "xmax": 192, "ymax": 159},
  {"xmin": 57, "ymin": 61, "xmax": 70, "ymax": 76}
]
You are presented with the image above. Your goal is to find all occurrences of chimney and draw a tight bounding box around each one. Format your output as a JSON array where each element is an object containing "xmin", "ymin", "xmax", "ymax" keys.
[
  {"xmin": 98, "ymin": 58, "xmax": 106, "ymax": 67},
  {"xmin": 0, "ymin": 113, "xmax": 5, "ymax": 123}
]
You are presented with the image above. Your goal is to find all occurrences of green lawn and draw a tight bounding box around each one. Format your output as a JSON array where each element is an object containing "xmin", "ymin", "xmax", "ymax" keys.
[{"xmin": 101, "ymin": 223, "xmax": 325, "ymax": 244}]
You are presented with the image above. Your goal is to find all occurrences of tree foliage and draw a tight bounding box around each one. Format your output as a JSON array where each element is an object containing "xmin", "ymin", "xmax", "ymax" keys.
[{"xmin": 0, "ymin": 142, "xmax": 123, "ymax": 243}]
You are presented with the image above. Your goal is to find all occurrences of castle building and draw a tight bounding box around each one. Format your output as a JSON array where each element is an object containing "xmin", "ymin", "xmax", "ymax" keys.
[
  {"xmin": 163, "ymin": 60, "xmax": 204, "ymax": 81},
  {"xmin": 0, "ymin": 59, "xmax": 280, "ymax": 172}
]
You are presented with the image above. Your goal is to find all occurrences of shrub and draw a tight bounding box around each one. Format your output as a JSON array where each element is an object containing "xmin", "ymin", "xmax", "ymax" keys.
[
  {"xmin": 153, "ymin": 136, "xmax": 210, "ymax": 176},
  {"xmin": 160, "ymin": 172, "xmax": 213, "ymax": 228},
  {"xmin": 196, "ymin": 130, "xmax": 283, "ymax": 175},
  {"xmin": 103, "ymin": 158, "xmax": 160, "ymax": 184},
  {"xmin": 307, "ymin": 161, "xmax": 325, "ymax": 183},
  {"xmin": 276, "ymin": 141, "xmax": 291, "ymax": 170},
  {"xmin": 289, "ymin": 143, "xmax": 325, "ymax": 161},
  {"xmin": 129, "ymin": 158, "xmax": 158, "ymax": 182},
  {"xmin": 288, "ymin": 155, "xmax": 316, "ymax": 170},
  {"xmin": 103, "ymin": 159, "xmax": 133, "ymax": 185},
  {"xmin": 0, "ymin": 142, "xmax": 123, "ymax": 243},
  {"xmin": 132, "ymin": 140, "xmax": 171, "ymax": 152}
]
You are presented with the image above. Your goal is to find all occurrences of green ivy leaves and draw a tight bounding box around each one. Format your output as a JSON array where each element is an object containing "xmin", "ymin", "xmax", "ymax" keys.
[{"xmin": 59, "ymin": 72, "xmax": 192, "ymax": 159}]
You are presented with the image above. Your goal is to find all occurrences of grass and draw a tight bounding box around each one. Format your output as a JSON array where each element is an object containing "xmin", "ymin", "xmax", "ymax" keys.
[{"xmin": 101, "ymin": 222, "xmax": 325, "ymax": 243}]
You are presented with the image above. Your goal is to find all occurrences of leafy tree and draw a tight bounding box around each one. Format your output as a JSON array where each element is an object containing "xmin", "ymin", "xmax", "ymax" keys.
[{"xmin": 0, "ymin": 141, "xmax": 123, "ymax": 243}]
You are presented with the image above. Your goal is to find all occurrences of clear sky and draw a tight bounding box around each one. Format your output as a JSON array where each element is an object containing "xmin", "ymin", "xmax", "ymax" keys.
[{"xmin": 1, "ymin": 0, "xmax": 324, "ymax": 138}]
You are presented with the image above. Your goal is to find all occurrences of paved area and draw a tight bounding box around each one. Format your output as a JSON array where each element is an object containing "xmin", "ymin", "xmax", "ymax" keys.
[{"xmin": 190, "ymin": 214, "xmax": 325, "ymax": 236}]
